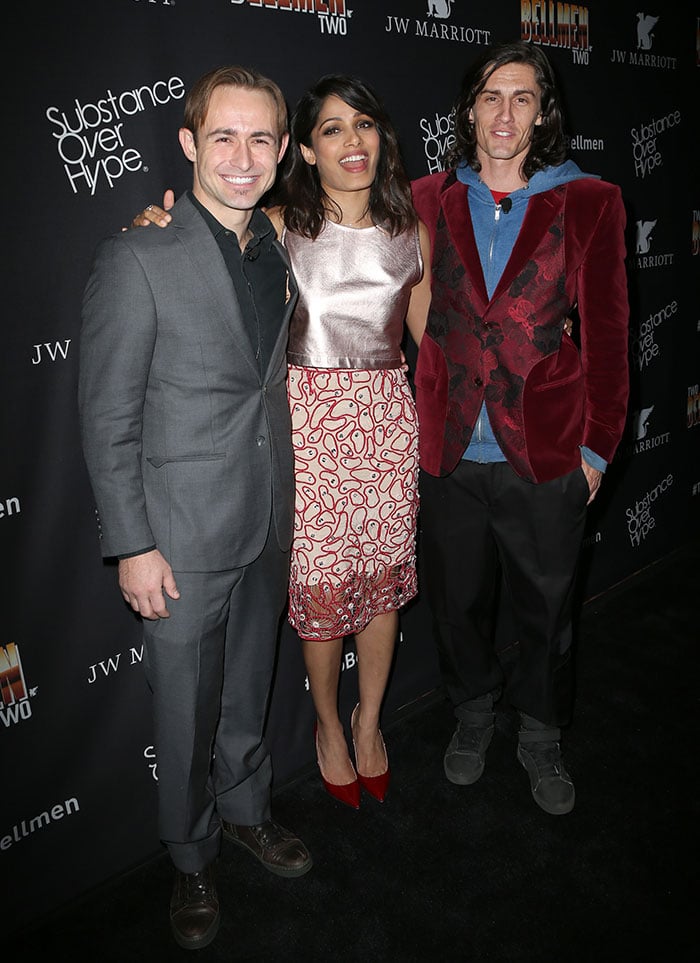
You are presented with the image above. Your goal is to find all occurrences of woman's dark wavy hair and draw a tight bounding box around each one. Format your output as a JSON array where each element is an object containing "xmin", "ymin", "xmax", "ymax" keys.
[
  {"xmin": 445, "ymin": 41, "xmax": 567, "ymax": 177},
  {"xmin": 278, "ymin": 74, "xmax": 416, "ymax": 239}
]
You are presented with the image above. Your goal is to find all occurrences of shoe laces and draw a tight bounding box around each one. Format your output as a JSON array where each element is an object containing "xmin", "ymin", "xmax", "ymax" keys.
[
  {"xmin": 251, "ymin": 820, "xmax": 289, "ymax": 848},
  {"xmin": 523, "ymin": 740, "xmax": 564, "ymax": 778},
  {"xmin": 455, "ymin": 720, "xmax": 490, "ymax": 753},
  {"xmin": 184, "ymin": 870, "xmax": 215, "ymax": 901}
]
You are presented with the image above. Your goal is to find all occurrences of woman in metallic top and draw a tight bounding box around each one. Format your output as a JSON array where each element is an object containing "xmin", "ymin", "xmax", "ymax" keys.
[{"xmin": 265, "ymin": 75, "xmax": 431, "ymax": 809}]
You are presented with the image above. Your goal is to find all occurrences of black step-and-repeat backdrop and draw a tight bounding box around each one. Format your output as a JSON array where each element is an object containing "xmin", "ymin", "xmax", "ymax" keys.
[{"xmin": 3, "ymin": 1, "xmax": 698, "ymax": 933}]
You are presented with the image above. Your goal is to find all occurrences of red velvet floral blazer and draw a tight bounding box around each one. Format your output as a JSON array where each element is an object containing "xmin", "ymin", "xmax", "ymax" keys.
[{"xmin": 411, "ymin": 171, "xmax": 630, "ymax": 483}]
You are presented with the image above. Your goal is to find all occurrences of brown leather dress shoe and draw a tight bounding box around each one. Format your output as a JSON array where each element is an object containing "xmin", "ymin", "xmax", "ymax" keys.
[
  {"xmin": 169, "ymin": 864, "xmax": 220, "ymax": 950},
  {"xmin": 222, "ymin": 819, "xmax": 313, "ymax": 878}
]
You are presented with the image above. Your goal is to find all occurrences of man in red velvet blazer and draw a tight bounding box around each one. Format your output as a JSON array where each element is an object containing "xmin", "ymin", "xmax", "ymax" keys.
[{"xmin": 411, "ymin": 41, "xmax": 629, "ymax": 815}]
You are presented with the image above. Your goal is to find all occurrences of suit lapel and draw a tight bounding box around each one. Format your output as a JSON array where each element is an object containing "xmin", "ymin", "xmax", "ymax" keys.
[
  {"xmin": 173, "ymin": 196, "xmax": 285, "ymax": 379},
  {"xmin": 490, "ymin": 188, "xmax": 564, "ymax": 302},
  {"xmin": 442, "ymin": 178, "xmax": 489, "ymax": 308},
  {"xmin": 268, "ymin": 238, "xmax": 297, "ymax": 375},
  {"xmin": 443, "ymin": 179, "xmax": 566, "ymax": 307}
]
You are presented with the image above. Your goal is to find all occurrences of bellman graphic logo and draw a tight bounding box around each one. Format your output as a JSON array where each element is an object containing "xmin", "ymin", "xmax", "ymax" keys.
[
  {"xmin": 622, "ymin": 404, "xmax": 671, "ymax": 458},
  {"xmin": 636, "ymin": 220, "xmax": 656, "ymax": 254},
  {"xmin": 633, "ymin": 217, "xmax": 674, "ymax": 268},
  {"xmin": 634, "ymin": 406, "xmax": 655, "ymax": 440},
  {"xmin": 0, "ymin": 643, "xmax": 34, "ymax": 726},
  {"xmin": 427, "ymin": 0, "xmax": 455, "ymax": 17},
  {"xmin": 636, "ymin": 13, "xmax": 658, "ymax": 51}
]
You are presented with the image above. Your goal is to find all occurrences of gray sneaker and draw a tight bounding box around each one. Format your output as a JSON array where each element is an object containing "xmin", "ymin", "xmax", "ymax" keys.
[
  {"xmin": 517, "ymin": 715, "xmax": 575, "ymax": 815},
  {"xmin": 443, "ymin": 695, "xmax": 495, "ymax": 785}
]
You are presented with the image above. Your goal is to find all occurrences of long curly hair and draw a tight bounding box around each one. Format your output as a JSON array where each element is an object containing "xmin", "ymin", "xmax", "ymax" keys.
[
  {"xmin": 445, "ymin": 41, "xmax": 567, "ymax": 177},
  {"xmin": 278, "ymin": 74, "xmax": 416, "ymax": 239}
]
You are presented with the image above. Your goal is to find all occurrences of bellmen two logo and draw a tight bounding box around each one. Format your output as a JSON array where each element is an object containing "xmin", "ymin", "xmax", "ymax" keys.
[
  {"xmin": 0, "ymin": 643, "xmax": 35, "ymax": 727},
  {"xmin": 229, "ymin": 0, "xmax": 352, "ymax": 35},
  {"xmin": 521, "ymin": 2, "xmax": 591, "ymax": 62}
]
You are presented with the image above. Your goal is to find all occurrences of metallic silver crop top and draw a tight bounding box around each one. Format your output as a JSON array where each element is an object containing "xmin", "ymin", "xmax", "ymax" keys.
[{"xmin": 283, "ymin": 220, "xmax": 423, "ymax": 369}]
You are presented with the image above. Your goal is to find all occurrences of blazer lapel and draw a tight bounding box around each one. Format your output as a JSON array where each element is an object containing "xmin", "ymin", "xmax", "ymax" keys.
[
  {"xmin": 490, "ymin": 188, "xmax": 564, "ymax": 302},
  {"xmin": 173, "ymin": 196, "xmax": 260, "ymax": 374},
  {"xmin": 172, "ymin": 196, "xmax": 298, "ymax": 380},
  {"xmin": 442, "ymin": 178, "xmax": 489, "ymax": 309},
  {"xmin": 266, "ymin": 237, "xmax": 298, "ymax": 376}
]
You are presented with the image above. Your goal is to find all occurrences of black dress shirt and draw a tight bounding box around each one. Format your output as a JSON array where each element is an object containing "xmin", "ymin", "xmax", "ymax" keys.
[{"xmin": 190, "ymin": 191, "xmax": 287, "ymax": 375}]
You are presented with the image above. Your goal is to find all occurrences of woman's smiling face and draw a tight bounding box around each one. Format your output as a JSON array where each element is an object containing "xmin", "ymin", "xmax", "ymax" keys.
[{"xmin": 300, "ymin": 94, "xmax": 381, "ymax": 197}]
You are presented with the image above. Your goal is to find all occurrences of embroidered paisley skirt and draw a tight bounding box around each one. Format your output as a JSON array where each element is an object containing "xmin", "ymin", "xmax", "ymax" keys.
[{"xmin": 287, "ymin": 366, "xmax": 419, "ymax": 641}]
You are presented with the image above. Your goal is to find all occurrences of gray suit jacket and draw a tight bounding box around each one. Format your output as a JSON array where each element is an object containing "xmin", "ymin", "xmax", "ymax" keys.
[{"xmin": 79, "ymin": 193, "xmax": 297, "ymax": 571}]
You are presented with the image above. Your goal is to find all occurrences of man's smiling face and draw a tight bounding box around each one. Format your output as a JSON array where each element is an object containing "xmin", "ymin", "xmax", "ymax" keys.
[{"xmin": 469, "ymin": 62, "xmax": 543, "ymax": 171}]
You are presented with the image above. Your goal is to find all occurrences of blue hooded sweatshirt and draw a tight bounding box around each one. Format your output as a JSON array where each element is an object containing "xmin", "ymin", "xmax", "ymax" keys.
[{"xmin": 454, "ymin": 159, "xmax": 606, "ymax": 471}]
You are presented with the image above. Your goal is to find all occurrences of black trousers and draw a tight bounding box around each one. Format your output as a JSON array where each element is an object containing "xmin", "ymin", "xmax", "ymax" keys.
[{"xmin": 419, "ymin": 460, "xmax": 590, "ymax": 726}]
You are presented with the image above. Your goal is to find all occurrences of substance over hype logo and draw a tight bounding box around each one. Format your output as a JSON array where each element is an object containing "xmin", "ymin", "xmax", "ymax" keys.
[
  {"xmin": 625, "ymin": 473, "xmax": 673, "ymax": 547},
  {"xmin": 229, "ymin": 0, "xmax": 353, "ymax": 35},
  {"xmin": 610, "ymin": 12, "xmax": 678, "ymax": 69},
  {"xmin": 0, "ymin": 643, "xmax": 36, "ymax": 729},
  {"xmin": 630, "ymin": 107, "xmax": 681, "ymax": 180},
  {"xmin": 520, "ymin": 2, "xmax": 592, "ymax": 64},
  {"xmin": 631, "ymin": 298, "xmax": 677, "ymax": 372},
  {"xmin": 46, "ymin": 77, "xmax": 186, "ymax": 195},
  {"xmin": 420, "ymin": 109, "xmax": 455, "ymax": 174},
  {"xmin": 385, "ymin": 1, "xmax": 491, "ymax": 44}
]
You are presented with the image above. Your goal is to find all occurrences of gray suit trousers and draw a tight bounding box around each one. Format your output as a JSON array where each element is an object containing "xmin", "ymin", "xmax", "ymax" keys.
[{"xmin": 141, "ymin": 529, "xmax": 289, "ymax": 873}]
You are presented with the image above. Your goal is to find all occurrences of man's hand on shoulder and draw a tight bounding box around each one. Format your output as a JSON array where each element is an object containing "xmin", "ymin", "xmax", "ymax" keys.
[{"xmin": 118, "ymin": 548, "xmax": 180, "ymax": 619}]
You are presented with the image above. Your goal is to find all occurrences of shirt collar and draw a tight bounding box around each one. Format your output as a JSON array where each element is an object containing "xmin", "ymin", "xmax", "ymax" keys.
[{"xmin": 188, "ymin": 190, "xmax": 275, "ymax": 251}]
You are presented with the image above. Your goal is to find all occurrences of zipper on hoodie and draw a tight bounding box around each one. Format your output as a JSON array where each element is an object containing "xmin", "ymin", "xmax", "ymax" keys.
[
  {"xmin": 486, "ymin": 201, "xmax": 505, "ymax": 305},
  {"xmin": 473, "ymin": 200, "xmax": 506, "ymax": 463}
]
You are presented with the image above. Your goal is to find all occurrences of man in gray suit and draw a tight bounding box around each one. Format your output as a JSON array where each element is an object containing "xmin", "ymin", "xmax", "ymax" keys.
[{"xmin": 79, "ymin": 66, "xmax": 312, "ymax": 952}]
